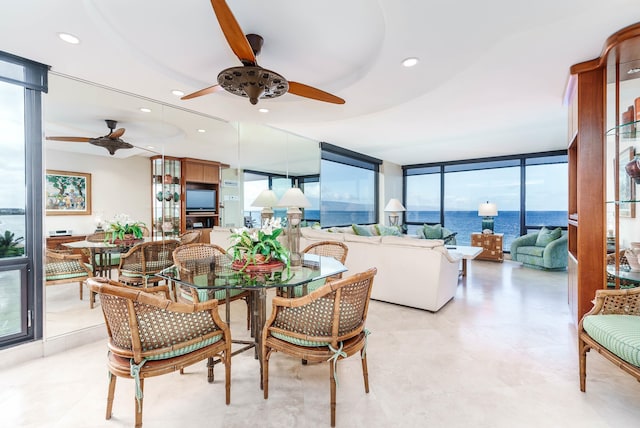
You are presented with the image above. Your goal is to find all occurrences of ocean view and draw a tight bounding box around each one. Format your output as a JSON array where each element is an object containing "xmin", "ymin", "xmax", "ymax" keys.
[{"xmin": 304, "ymin": 210, "xmax": 567, "ymax": 250}]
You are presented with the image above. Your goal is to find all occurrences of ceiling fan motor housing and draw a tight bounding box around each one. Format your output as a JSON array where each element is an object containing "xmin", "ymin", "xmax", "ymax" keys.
[{"xmin": 217, "ymin": 66, "xmax": 289, "ymax": 104}]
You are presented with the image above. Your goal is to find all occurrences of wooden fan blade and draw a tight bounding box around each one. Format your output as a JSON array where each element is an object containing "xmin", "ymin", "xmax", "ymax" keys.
[
  {"xmin": 287, "ymin": 81, "xmax": 345, "ymax": 104},
  {"xmin": 181, "ymin": 85, "xmax": 223, "ymax": 100},
  {"xmin": 107, "ymin": 128, "xmax": 125, "ymax": 139},
  {"xmin": 210, "ymin": 0, "xmax": 256, "ymax": 65},
  {"xmin": 46, "ymin": 136, "xmax": 91, "ymax": 142}
]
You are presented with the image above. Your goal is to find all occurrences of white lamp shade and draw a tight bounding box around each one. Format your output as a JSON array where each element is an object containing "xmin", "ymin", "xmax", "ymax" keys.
[
  {"xmin": 478, "ymin": 202, "xmax": 498, "ymax": 217},
  {"xmin": 251, "ymin": 189, "xmax": 279, "ymax": 208},
  {"xmin": 384, "ymin": 198, "xmax": 406, "ymax": 212},
  {"xmin": 278, "ymin": 187, "xmax": 312, "ymax": 208}
]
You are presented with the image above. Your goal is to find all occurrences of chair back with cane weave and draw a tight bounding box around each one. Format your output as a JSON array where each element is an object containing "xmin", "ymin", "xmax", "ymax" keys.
[
  {"xmin": 172, "ymin": 243, "xmax": 252, "ymax": 328},
  {"xmin": 178, "ymin": 230, "xmax": 202, "ymax": 245},
  {"xmin": 302, "ymin": 241, "xmax": 348, "ymax": 280},
  {"xmin": 88, "ymin": 277, "xmax": 231, "ymax": 427},
  {"xmin": 262, "ymin": 267, "xmax": 376, "ymax": 427},
  {"xmin": 118, "ymin": 240, "xmax": 180, "ymax": 287},
  {"xmin": 45, "ymin": 249, "xmax": 93, "ymax": 301}
]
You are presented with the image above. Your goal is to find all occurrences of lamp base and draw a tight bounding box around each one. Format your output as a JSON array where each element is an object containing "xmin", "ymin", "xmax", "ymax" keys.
[
  {"xmin": 481, "ymin": 217, "xmax": 494, "ymax": 233},
  {"xmin": 388, "ymin": 215, "xmax": 399, "ymax": 226}
]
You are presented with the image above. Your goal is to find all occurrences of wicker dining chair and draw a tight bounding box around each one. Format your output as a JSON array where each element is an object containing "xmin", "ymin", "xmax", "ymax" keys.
[
  {"xmin": 44, "ymin": 249, "xmax": 93, "ymax": 301},
  {"xmin": 178, "ymin": 230, "xmax": 202, "ymax": 245},
  {"xmin": 262, "ymin": 267, "xmax": 377, "ymax": 427},
  {"xmin": 172, "ymin": 243, "xmax": 251, "ymax": 329},
  {"xmin": 88, "ymin": 277, "xmax": 231, "ymax": 428},
  {"xmin": 117, "ymin": 240, "xmax": 180, "ymax": 287}
]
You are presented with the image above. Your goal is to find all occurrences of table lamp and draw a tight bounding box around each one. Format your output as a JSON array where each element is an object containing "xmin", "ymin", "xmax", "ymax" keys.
[
  {"xmin": 251, "ymin": 189, "xmax": 279, "ymax": 224},
  {"xmin": 384, "ymin": 198, "xmax": 406, "ymax": 226},
  {"xmin": 478, "ymin": 201, "xmax": 498, "ymax": 233},
  {"xmin": 278, "ymin": 187, "xmax": 311, "ymax": 267}
]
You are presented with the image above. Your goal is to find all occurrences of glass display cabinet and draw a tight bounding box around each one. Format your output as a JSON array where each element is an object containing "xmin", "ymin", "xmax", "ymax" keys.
[{"xmin": 151, "ymin": 156, "xmax": 182, "ymax": 239}]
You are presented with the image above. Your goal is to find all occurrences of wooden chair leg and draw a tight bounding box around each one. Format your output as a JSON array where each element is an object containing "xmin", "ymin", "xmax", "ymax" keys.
[
  {"xmin": 579, "ymin": 338, "xmax": 588, "ymax": 392},
  {"xmin": 263, "ymin": 350, "xmax": 270, "ymax": 399},
  {"xmin": 361, "ymin": 350, "xmax": 370, "ymax": 393},
  {"xmin": 106, "ymin": 373, "xmax": 116, "ymax": 420},
  {"xmin": 90, "ymin": 290, "xmax": 96, "ymax": 309},
  {"xmin": 79, "ymin": 281, "xmax": 84, "ymax": 300},
  {"xmin": 134, "ymin": 378, "xmax": 144, "ymax": 428},
  {"xmin": 207, "ymin": 357, "xmax": 215, "ymax": 383},
  {"xmin": 329, "ymin": 359, "xmax": 337, "ymax": 427}
]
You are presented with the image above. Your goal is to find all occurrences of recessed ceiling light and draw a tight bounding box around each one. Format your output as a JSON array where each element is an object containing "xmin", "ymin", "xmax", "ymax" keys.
[
  {"xmin": 171, "ymin": 89, "xmax": 184, "ymax": 97},
  {"xmin": 401, "ymin": 57, "xmax": 419, "ymax": 67},
  {"xmin": 147, "ymin": 145, "xmax": 155, "ymax": 150},
  {"xmin": 628, "ymin": 67, "xmax": 640, "ymax": 75},
  {"xmin": 58, "ymin": 32, "xmax": 80, "ymax": 44},
  {"xmin": 258, "ymin": 108, "xmax": 269, "ymax": 113},
  {"xmin": 139, "ymin": 107, "xmax": 152, "ymax": 113},
  {"xmin": 197, "ymin": 129, "xmax": 206, "ymax": 133}
]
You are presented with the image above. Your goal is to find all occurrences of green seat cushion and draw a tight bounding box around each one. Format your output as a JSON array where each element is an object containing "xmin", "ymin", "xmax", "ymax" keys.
[
  {"xmin": 271, "ymin": 332, "xmax": 330, "ymax": 347},
  {"xmin": 535, "ymin": 226, "xmax": 562, "ymax": 247},
  {"xmin": 145, "ymin": 334, "xmax": 223, "ymax": 360},
  {"xmin": 352, "ymin": 224, "xmax": 375, "ymax": 236},
  {"xmin": 45, "ymin": 272, "xmax": 88, "ymax": 281},
  {"xmin": 423, "ymin": 224, "xmax": 442, "ymax": 239},
  {"xmin": 583, "ymin": 314, "xmax": 640, "ymax": 367},
  {"xmin": 375, "ymin": 224, "xmax": 401, "ymax": 236},
  {"xmin": 517, "ymin": 246, "xmax": 545, "ymax": 257},
  {"xmin": 292, "ymin": 278, "xmax": 326, "ymax": 297}
]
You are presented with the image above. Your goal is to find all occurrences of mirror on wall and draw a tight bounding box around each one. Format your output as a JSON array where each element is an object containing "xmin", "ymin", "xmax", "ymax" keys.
[{"xmin": 43, "ymin": 74, "xmax": 320, "ymax": 341}]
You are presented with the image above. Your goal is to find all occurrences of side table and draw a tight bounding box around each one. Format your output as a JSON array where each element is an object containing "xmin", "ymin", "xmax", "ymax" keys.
[{"xmin": 470, "ymin": 232, "xmax": 504, "ymax": 262}]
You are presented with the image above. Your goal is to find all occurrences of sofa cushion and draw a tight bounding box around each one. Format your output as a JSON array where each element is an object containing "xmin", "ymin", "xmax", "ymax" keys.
[
  {"xmin": 582, "ymin": 314, "xmax": 640, "ymax": 367},
  {"xmin": 301, "ymin": 228, "xmax": 345, "ymax": 242},
  {"xmin": 344, "ymin": 233, "xmax": 382, "ymax": 244},
  {"xmin": 517, "ymin": 246, "xmax": 545, "ymax": 257},
  {"xmin": 381, "ymin": 235, "xmax": 443, "ymax": 248},
  {"xmin": 352, "ymin": 224, "xmax": 376, "ymax": 236},
  {"xmin": 424, "ymin": 224, "xmax": 442, "ymax": 239},
  {"xmin": 326, "ymin": 225, "xmax": 355, "ymax": 234},
  {"xmin": 535, "ymin": 226, "xmax": 562, "ymax": 247},
  {"xmin": 375, "ymin": 224, "xmax": 402, "ymax": 236}
]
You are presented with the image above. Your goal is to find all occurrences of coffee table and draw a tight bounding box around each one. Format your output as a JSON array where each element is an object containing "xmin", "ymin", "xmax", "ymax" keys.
[{"xmin": 446, "ymin": 245, "xmax": 483, "ymax": 276}]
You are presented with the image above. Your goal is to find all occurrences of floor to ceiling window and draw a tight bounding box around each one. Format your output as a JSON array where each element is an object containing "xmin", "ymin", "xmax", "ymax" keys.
[
  {"xmin": 0, "ymin": 51, "xmax": 47, "ymax": 349},
  {"xmin": 403, "ymin": 151, "xmax": 568, "ymax": 251},
  {"xmin": 320, "ymin": 143, "xmax": 380, "ymax": 227}
]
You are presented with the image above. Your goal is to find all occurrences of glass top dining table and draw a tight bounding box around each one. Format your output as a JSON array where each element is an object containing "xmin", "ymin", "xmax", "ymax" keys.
[{"xmin": 156, "ymin": 254, "xmax": 347, "ymax": 389}]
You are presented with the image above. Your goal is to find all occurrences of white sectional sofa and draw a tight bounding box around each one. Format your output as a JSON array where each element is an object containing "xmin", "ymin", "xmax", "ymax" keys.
[{"xmin": 210, "ymin": 226, "xmax": 462, "ymax": 312}]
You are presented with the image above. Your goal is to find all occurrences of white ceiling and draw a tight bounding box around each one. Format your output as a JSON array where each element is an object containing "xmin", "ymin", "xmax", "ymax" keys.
[{"xmin": 3, "ymin": 0, "xmax": 640, "ymax": 165}]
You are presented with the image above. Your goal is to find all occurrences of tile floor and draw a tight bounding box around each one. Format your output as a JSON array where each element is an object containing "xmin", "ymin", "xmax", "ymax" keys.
[{"xmin": 2, "ymin": 260, "xmax": 640, "ymax": 427}]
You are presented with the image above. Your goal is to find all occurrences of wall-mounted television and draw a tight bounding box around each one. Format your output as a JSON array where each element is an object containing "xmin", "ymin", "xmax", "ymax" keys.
[{"xmin": 186, "ymin": 189, "xmax": 216, "ymax": 212}]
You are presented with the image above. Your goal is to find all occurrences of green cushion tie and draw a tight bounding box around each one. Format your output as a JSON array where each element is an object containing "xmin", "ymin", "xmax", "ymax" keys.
[
  {"xmin": 130, "ymin": 359, "xmax": 147, "ymax": 413},
  {"xmin": 327, "ymin": 342, "xmax": 347, "ymax": 387},
  {"xmin": 362, "ymin": 329, "xmax": 371, "ymax": 358}
]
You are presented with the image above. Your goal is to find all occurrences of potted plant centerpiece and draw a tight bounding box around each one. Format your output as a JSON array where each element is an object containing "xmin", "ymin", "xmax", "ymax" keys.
[
  {"xmin": 229, "ymin": 217, "xmax": 289, "ymax": 273},
  {"xmin": 104, "ymin": 214, "xmax": 146, "ymax": 247}
]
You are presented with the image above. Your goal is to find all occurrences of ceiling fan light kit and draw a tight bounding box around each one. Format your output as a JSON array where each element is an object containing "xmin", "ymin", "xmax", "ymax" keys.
[{"xmin": 217, "ymin": 66, "xmax": 288, "ymax": 105}]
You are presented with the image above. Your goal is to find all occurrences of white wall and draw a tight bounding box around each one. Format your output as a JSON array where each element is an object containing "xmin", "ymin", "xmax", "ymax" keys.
[
  {"xmin": 45, "ymin": 150, "xmax": 151, "ymax": 236},
  {"xmin": 380, "ymin": 160, "xmax": 403, "ymax": 224}
]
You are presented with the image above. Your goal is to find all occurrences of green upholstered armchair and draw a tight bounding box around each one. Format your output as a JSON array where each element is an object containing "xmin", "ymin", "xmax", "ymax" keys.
[{"xmin": 510, "ymin": 228, "xmax": 567, "ymax": 270}]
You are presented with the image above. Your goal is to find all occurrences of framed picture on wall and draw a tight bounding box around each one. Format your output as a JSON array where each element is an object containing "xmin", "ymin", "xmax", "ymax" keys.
[
  {"xmin": 618, "ymin": 147, "xmax": 636, "ymax": 218},
  {"xmin": 45, "ymin": 170, "xmax": 92, "ymax": 215}
]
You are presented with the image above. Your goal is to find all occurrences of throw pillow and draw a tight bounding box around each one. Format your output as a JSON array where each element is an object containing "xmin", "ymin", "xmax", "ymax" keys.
[
  {"xmin": 416, "ymin": 228, "xmax": 426, "ymax": 239},
  {"xmin": 352, "ymin": 224, "xmax": 376, "ymax": 236},
  {"xmin": 375, "ymin": 224, "xmax": 402, "ymax": 236},
  {"xmin": 423, "ymin": 224, "xmax": 443, "ymax": 239},
  {"xmin": 535, "ymin": 226, "xmax": 562, "ymax": 247}
]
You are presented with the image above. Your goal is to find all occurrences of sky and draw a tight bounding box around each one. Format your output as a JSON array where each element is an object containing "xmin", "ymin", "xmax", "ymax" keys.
[{"xmin": 0, "ymin": 80, "xmax": 25, "ymax": 209}]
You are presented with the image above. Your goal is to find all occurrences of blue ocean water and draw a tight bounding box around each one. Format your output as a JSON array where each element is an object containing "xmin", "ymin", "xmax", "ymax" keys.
[{"xmin": 305, "ymin": 210, "xmax": 567, "ymax": 250}]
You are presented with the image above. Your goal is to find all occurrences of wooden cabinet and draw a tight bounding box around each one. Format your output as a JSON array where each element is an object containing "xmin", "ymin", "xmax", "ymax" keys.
[
  {"xmin": 183, "ymin": 158, "xmax": 220, "ymax": 184},
  {"xmin": 566, "ymin": 22, "xmax": 640, "ymax": 325},
  {"xmin": 471, "ymin": 233, "xmax": 504, "ymax": 262},
  {"xmin": 46, "ymin": 235, "xmax": 87, "ymax": 250}
]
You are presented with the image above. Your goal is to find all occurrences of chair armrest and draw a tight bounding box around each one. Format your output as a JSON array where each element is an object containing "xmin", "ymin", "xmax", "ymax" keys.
[
  {"xmin": 542, "ymin": 234, "xmax": 568, "ymax": 268},
  {"xmin": 510, "ymin": 232, "xmax": 538, "ymax": 254}
]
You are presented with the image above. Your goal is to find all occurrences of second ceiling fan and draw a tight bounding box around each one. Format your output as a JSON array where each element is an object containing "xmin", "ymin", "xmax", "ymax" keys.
[{"xmin": 182, "ymin": 0, "xmax": 345, "ymax": 106}]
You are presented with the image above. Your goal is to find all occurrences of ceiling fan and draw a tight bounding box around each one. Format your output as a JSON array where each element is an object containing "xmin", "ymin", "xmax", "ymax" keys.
[
  {"xmin": 46, "ymin": 119, "xmax": 134, "ymax": 155},
  {"xmin": 182, "ymin": 0, "xmax": 345, "ymax": 105}
]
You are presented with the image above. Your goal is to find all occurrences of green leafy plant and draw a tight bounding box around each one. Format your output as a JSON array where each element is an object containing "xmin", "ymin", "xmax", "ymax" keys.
[
  {"xmin": 104, "ymin": 214, "xmax": 146, "ymax": 242},
  {"xmin": 229, "ymin": 218, "xmax": 289, "ymax": 270},
  {"xmin": 0, "ymin": 230, "xmax": 25, "ymax": 257}
]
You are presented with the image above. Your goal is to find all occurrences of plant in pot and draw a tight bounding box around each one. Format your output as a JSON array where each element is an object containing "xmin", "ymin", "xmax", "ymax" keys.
[
  {"xmin": 0, "ymin": 230, "xmax": 24, "ymax": 258},
  {"xmin": 104, "ymin": 214, "xmax": 146, "ymax": 247},
  {"xmin": 229, "ymin": 217, "xmax": 290, "ymax": 273}
]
